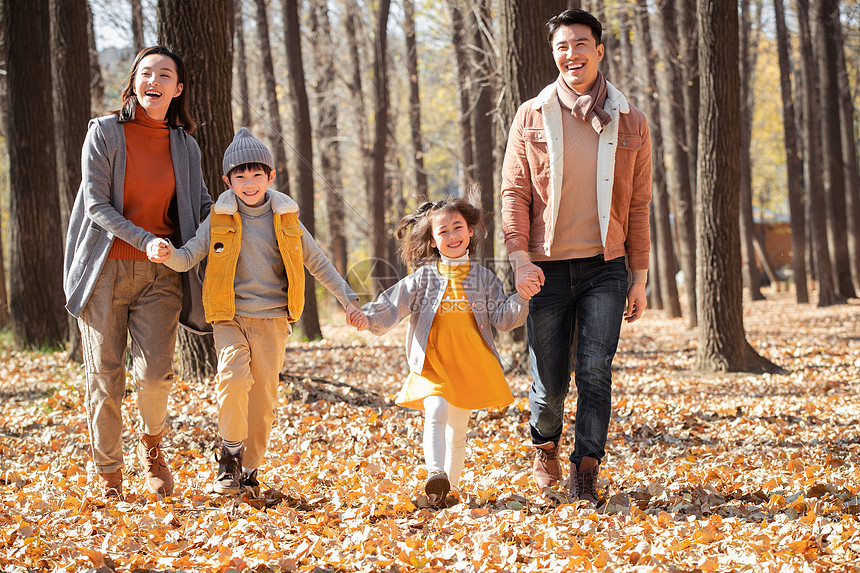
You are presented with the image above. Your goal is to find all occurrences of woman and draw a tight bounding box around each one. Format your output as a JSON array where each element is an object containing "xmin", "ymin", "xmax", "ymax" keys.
[{"xmin": 64, "ymin": 46, "xmax": 212, "ymax": 498}]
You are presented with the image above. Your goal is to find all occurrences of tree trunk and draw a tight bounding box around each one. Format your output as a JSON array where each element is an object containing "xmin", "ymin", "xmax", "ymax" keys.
[
  {"xmin": 403, "ymin": 0, "xmax": 428, "ymax": 204},
  {"xmin": 282, "ymin": 0, "xmax": 321, "ymax": 340},
  {"xmin": 370, "ymin": 0, "xmax": 393, "ymax": 295},
  {"xmin": 234, "ymin": 0, "xmax": 252, "ymax": 129},
  {"xmin": 795, "ymin": 0, "xmax": 837, "ymax": 306},
  {"xmin": 471, "ymin": 0, "xmax": 496, "ymax": 269},
  {"xmin": 345, "ymin": 3, "xmax": 373, "ymax": 255},
  {"xmin": 773, "ymin": 0, "xmax": 808, "ymax": 303},
  {"xmin": 309, "ymin": 0, "xmax": 347, "ymax": 279},
  {"xmin": 3, "ymin": 0, "xmax": 67, "ymax": 348},
  {"xmin": 616, "ymin": 6, "xmax": 635, "ymax": 97},
  {"xmin": 655, "ymin": 0, "xmax": 697, "ymax": 326},
  {"xmin": 632, "ymin": 0, "xmax": 680, "ymax": 318},
  {"xmin": 446, "ymin": 0, "xmax": 474, "ymax": 194},
  {"xmin": 814, "ymin": 0, "xmax": 854, "ymax": 299},
  {"xmin": 86, "ymin": 1, "xmax": 106, "ymax": 116},
  {"xmin": 677, "ymin": 0, "xmax": 699, "ymax": 202},
  {"xmin": 253, "ymin": 0, "xmax": 290, "ymax": 196},
  {"xmin": 648, "ymin": 210, "xmax": 664, "ymax": 310},
  {"xmin": 50, "ymin": 0, "xmax": 90, "ymax": 360},
  {"xmin": 694, "ymin": 0, "xmax": 779, "ymax": 373},
  {"xmin": 131, "ymin": 0, "xmax": 145, "ymax": 53},
  {"xmin": 158, "ymin": 0, "xmax": 234, "ymax": 382},
  {"xmin": 738, "ymin": 0, "xmax": 763, "ymax": 300},
  {"xmin": 498, "ymin": 0, "xmax": 562, "ymax": 128},
  {"xmin": 498, "ymin": 0, "xmax": 562, "ymax": 351},
  {"xmin": 833, "ymin": 7, "xmax": 860, "ymax": 294}
]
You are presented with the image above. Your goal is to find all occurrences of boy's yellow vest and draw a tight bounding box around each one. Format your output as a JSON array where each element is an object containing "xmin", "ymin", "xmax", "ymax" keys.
[{"xmin": 202, "ymin": 209, "xmax": 306, "ymax": 323}]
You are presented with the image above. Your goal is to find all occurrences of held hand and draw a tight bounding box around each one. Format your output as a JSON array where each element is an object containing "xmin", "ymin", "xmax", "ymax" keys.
[
  {"xmin": 514, "ymin": 261, "xmax": 544, "ymax": 300},
  {"xmin": 624, "ymin": 283, "xmax": 647, "ymax": 323},
  {"xmin": 345, "ymin": 301, "xmax": 368, "ymax": 331},
  {"xmin": 146, "ymin": 238, "xmax": 171, "ymax": 263}
]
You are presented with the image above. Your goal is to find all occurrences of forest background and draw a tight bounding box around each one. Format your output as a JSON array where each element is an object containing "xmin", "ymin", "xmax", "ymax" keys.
[{"xmin": 1, "ymin": 0, "xmax": 860, "ymax": 571}]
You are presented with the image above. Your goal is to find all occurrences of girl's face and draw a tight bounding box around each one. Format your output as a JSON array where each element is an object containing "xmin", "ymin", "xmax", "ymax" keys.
[
  {"xmin": 133, "ymin": 53, "xmax": 183, "ymax": 121},
  {"xmin": 430, "ymin": 210, "xmax": 473, "ymax": 259}
]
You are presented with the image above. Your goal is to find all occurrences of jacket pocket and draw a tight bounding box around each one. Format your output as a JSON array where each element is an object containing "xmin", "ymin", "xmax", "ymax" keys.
[
  {"xmin": 617, "ymin": 134, "xmax": 643, "ymax": 151},
  {"xmin": 209, "ymin": 226, "xmax": 237, "ymax": 257},
  {"xmin": 522, "ymin": 128, "xmax": 551, "ymax": 189}
]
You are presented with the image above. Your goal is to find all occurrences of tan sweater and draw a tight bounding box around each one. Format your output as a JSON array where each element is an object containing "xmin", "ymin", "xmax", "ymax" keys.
[{"xmin": 532, "ymin": 106, "xmax": 602, "ymax": 261}]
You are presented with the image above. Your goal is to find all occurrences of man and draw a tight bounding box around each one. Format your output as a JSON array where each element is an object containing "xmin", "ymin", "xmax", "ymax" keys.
[{"xmin": 500, "ymin": 9, "xmax": 651, "ymax": 504}]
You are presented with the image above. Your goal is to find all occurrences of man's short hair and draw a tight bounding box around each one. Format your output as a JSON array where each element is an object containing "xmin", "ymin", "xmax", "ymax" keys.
[{"xmin": 546, "ymin": 9, "xmax": 603, "ymax": 46}]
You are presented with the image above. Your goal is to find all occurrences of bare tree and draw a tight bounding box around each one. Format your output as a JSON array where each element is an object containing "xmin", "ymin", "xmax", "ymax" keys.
[
  {"xmin": 234, "ymin": 0, "xmax": 252, "ymax": 129},
  {"xmin": 50, "ymin": 0, "xmax": 91, "ymax": 360},
  {"xmin": 470, "ymin": 0, "xmax": 496, "ymax": 268},
  {"xmin": 309, "ymin": 0, "xmax": 347, "ymax": 278},
  {"xmin": 131, "ymin": 0, "xmax": 145, "ymax": 53},
  {"xmin": 344, "ymin": 3, "xmax": 372, "ymax": 220},
  {"xmin": 446, "ymin": 0, "xmax": 474, "ymax": 193},
  {"xmin": 814, "ymin": 0, "xmax": 854, "ymax": 299},
  {"xmin": 369, "ymin": 0, "xmax": 393, "ymax": 294},
  {"xmin": 833, "ymin": 5, "xmax": 860, "ymax": 293},
  {"xmin": 694, "ymin": 0, "xmax": 778, "ymax": 373},
  {"xmin": 795, "ymin": 0, "xmax": 837, "ymax": 306},
  {"xmin": 86, "ymin": 0, "xmax": 106, "ymax": 115},
  {"xmin": 773, "ymin": 0, "xmax": 808, "ymax": 303},
  {"xmin": 3, "ymin": 0, "xmax": 67, "ymax": 348},
  {"xmin": 158, "ymin": 0, "xmax": 234, "ymax": 381},
  {"xmin": 282, "ymin": 0, "xmax": 321, "ymax": 340},
  {"xmin": 253, "ymin": 0, "xmax": 290, "ymax": 196},
  {"xmin": 403, "ymin": 0, "xmax": 428, "ymax": 204},
  {"xmin": 655, "ymin": 0, "xmax": 697, "ymax": 325},
  {"xmin": 633, "ymin": 0, "xmax": 680, "ymax": 318},
  {"xmin": 738, "ymin": 0, "xmax": 763, "ymax": 300}
]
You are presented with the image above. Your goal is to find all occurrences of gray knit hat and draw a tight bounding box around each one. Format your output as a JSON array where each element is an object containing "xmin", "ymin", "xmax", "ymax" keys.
[{"xmin": 222, "ymin": 127, "xmax": 274, "ymax": 176}]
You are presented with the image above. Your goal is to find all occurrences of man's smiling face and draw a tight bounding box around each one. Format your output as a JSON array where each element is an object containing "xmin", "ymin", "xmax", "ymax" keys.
[{"xmin": 552, "ymin": 23, "xmax": 604, "ymax": 94}]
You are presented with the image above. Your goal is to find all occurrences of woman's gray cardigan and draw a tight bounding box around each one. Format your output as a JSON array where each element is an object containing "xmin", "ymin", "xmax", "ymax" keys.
[
  {"xmin": 63, "ymin": 115, "xmax": 213, "ymax": 332},
  {"xmin": 362, "ymin": 262, "xmax": 528, "ymax": 373}
]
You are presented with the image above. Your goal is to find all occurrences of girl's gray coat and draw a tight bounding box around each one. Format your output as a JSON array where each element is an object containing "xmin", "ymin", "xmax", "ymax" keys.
[
  {"xmin": 362, "ymin": 262, "xmax": 528, "ymax": 373},
  {"xmin": 63, "ymin": 115, "xmax": 213, "ymax": 332}
]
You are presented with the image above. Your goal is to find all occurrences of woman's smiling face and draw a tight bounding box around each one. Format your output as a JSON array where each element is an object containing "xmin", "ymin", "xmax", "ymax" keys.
[{"xmin": 133, "ymin": 53, "xmax": 183, "ymax": 121}]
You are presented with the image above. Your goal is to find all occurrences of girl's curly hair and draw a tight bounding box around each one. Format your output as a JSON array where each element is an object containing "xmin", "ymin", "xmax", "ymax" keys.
[{"xmin": 396, "ymin": 184, "xmax": 485, "ymax": 269}]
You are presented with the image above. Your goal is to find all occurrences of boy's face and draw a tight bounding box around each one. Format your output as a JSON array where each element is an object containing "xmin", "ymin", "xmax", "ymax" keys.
[{"xmin": 223, "ymin": 168, "xmax": 276, "ymax": 207}]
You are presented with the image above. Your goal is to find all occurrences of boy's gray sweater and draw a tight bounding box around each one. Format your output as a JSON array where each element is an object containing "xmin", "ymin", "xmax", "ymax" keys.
[{"xmin": 166, "ymin": 189, "xmax": 356, "ymax": 318}]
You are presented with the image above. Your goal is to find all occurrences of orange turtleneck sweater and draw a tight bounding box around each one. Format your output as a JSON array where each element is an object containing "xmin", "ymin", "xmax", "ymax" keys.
[{"xmin": 108, "ymin": 111, "xmax": 177, "ymax": 260}]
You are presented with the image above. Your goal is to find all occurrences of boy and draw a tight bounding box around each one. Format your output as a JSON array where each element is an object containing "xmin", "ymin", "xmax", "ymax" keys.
[{"xmin": 148, "ymin": 128, "xmax": 367, "ymax": 493}]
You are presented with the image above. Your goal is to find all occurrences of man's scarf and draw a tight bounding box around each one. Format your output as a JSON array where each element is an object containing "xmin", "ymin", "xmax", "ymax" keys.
[{"xmin": 556, "ymin": 71, "xmax": 612, "ymax": 134}]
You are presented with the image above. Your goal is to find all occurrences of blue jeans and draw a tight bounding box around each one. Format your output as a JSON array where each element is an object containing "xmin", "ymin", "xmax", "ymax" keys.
[{"xmin": 527, "ymin": 256, "xmax": 628, "ymax": 466}]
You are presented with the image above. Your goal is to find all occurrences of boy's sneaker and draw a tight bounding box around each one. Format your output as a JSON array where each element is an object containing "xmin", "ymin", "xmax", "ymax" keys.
[
  {"xmin": 424, "ymin": 471, "xmax": 450, "ymax": 506},
  {"xmin": 214, "ymin": 445, "xmax": 242, "ymax": 495}
]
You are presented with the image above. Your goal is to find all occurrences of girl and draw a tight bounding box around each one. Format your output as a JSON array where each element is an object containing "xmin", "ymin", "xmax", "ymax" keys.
[
  {"xmin": 353, "ymin": 194, "xmax": 529, "ymax": 505},
  {"xmin": 64, "ymin": 46, "xmax": 212, "ymax": 498}
]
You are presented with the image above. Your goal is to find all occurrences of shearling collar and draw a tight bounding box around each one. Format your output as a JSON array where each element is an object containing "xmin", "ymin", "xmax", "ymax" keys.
[
  {"xmin": 213, "ymin": 189, "xmax": 299, "ymax": 215},
  {"xmin": 532, "ymin": 79, "xmax": 629, "ymax": 115}
]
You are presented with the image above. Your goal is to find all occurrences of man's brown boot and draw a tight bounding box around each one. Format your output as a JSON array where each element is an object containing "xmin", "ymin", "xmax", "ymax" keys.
[
  {"xmin": 533, "ymin": 441, "xmax": 562, "ymax": 488},
  {"xmin": 137, "ymin": 430, "xmax": 174, "ymax": 495},
  {"xmin": 569, "ymin": 456, "xmax": 600, "ymax": 504},
  {"xmin": 97, "ymin": 469, "xmax": 123, "ymax": 498}
]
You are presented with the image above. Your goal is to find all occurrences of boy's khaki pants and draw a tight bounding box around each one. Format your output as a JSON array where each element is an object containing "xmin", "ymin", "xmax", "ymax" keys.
[{"xmin": 213, "ymin": 315, "xmax": 291, "ymax": 470}]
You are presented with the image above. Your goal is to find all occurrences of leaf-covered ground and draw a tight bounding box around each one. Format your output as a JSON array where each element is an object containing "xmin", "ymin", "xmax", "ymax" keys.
[{"xmin": 2, "ymin": 290, "xmax": 860, "ymax": 572}]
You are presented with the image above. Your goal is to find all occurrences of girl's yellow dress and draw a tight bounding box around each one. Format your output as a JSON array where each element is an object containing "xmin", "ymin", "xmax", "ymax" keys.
[{"xmin": 395, "ymin": 260, "xmax": 514, "ymax": 411}]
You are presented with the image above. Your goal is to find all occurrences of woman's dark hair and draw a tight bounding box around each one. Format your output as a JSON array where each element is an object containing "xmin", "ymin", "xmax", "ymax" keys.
[
  {"xmin": 115, "ymin": 45, "xmax": 196, "ymax": 134},
  {"xmin": 546, "ymin": 9, "xmax": 602, "ymax": 46},
  {"xmin": 396, "ymin": 184, "xmax": 484, "ymax": 269}
]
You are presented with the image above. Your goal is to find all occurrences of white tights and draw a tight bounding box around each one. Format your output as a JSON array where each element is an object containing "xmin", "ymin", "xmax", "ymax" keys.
[{"xmin": 422, "ymin": 395, "xmax": 471, "ymax": 488}]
